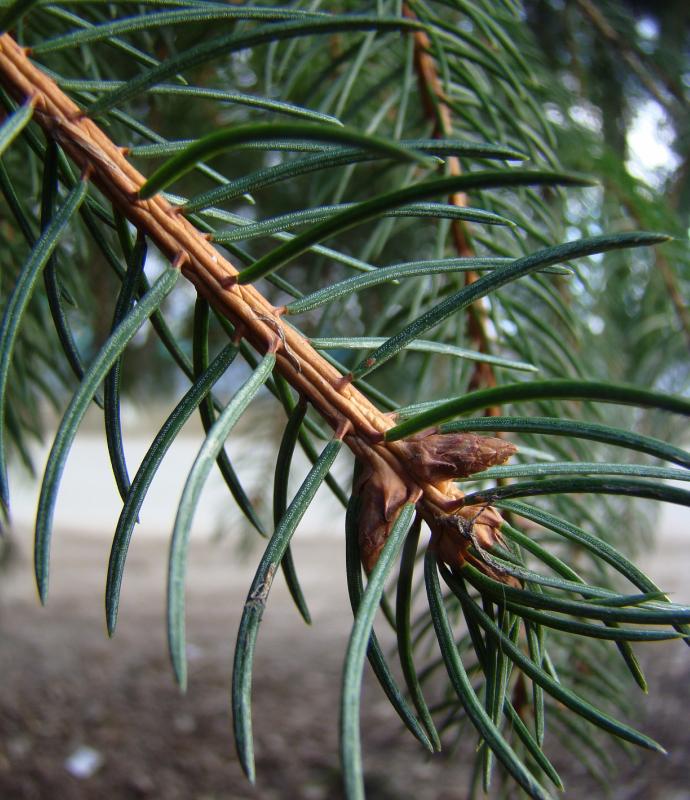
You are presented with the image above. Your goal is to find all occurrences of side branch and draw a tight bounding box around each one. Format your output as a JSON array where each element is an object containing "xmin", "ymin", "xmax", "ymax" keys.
[{"xmin": 403, "ymin": 8, "xmax": 499, "ymax": 404}]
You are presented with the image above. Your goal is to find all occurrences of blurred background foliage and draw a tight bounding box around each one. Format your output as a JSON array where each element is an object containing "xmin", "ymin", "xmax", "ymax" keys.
[{"xmin": 526, "ymin": 0, "xmax": 690, "ymax": 390}]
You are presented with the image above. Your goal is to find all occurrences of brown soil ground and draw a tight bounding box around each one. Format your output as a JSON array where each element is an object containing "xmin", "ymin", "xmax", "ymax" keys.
[{"xmin": 1, "ymin": 528, "xmax": 689, "ymax": 800}]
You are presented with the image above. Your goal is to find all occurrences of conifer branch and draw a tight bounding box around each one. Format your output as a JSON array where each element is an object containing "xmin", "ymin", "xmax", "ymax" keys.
[{"xmin": 0, "ymin": 31, "xmax": 512, "ymax": 575}]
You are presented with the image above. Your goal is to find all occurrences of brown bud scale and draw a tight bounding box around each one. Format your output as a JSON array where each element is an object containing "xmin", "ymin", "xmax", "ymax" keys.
[
  {"xmin": 355, "ymin": 454, "xmax": 409, "ymax": 573},
  {"xmin": 397, "ymin": 430, "xmax": 516, "ymax": 484}
]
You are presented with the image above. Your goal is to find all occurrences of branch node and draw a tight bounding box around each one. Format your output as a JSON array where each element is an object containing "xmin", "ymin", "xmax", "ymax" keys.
[
  {"xmin": 334, "ymin": 418, "xmax": 353, "ymax": 440},
  {"xmin": 166, "ymin": 204, "xmax": 184, "ymax": 219},
  {"xmin": 231, "ymin": 322, "xmax": 246, "ymax": 346},
  {"xmin": 171, "ymin": 251, "xmax": 190, "ymax": 270},
  {"xmin": 365, "ymin": 428, "xmax": 385, "ymax": 444},
  {"xmin": 333, "ymin": 373, "xmax": 353, "ymax": 393}
]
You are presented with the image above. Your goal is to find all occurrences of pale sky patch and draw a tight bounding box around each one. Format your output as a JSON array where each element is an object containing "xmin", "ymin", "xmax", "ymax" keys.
[{"xmin": 626, "ymin": 99, "xmax": 680, "ymax": 185}]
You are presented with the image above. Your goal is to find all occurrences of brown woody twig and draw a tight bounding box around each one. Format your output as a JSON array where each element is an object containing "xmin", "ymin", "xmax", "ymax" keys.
[{"xmin": 0, "ymin": 32, "xmax": 516, "ymax": 576}]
